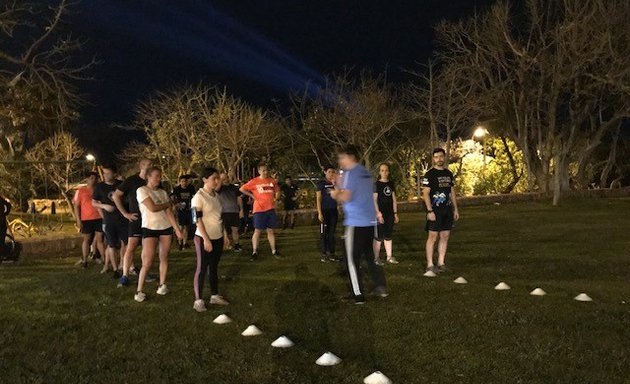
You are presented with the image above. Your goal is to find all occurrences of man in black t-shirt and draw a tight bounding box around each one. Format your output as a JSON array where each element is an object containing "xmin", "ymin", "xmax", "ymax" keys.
[
  {"xmin": 170, "ymin": 175, "xmax": 196, "ymax": 250},
  {"xmin": 421, "ymin": 148, "xmax": 459, "ymax": 274},
  {"xmin": 373, "ymin": 163, "xmax": 399, "ymax": 265},
  {"xmin": 281, "ymin": 176, "xmax": 299, "ymax": 229},
  {"xmin": 92, "ymin": 164, "xmax": 126, "ymax": 276},
  {"xmin": 113, "ymin": 158, "xmax": 152, "ymax": 287},
  {"xmin": 316, "ymin": 166, "xmax": 339, "ymax": 262},
  {"xmin": 216, "ymin": 173, "xmax": 244, "ymax": 252}
]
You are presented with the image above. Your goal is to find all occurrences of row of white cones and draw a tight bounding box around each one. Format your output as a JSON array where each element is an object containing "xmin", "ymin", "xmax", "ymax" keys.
[
  {"xmin": 423, "ymin": 273, "xmax": 594, "ymax": 302},
  {"xmin": 212, "ymin": 315, "xmax": 392, "ymax": 383}
]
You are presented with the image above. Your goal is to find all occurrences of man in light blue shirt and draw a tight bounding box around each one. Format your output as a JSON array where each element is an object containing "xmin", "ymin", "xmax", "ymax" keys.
[{"xmin": 331, "ymin": 145, "xmax": 387, "ymax": 304}]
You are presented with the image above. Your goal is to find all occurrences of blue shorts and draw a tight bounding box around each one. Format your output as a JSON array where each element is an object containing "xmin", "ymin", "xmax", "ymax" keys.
[{"xmin": 252, "ymin": 209, "xmax": 278, "ymax": 230}]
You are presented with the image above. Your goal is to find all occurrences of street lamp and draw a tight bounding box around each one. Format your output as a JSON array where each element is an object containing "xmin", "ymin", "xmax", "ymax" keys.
[
  {"xmin": 473, "ymin": 126, "xmax": 489, "ymax": 188},
  {"xmin": 86, "ymin": 154, "xmax": 96, "ymax": 171}
]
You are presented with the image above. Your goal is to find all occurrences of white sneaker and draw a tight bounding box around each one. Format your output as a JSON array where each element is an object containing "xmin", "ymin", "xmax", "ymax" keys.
[
  {"xmin": 374, "ymin": 258, "xmax": 384, "ymax": 266},
  {"xmin": 387, "ymin": 257, "xmax": 399, "ymax": 264},
  {"xmin": 156, "ymin": 284, "xmax": 169, "ymax": 295},
  {"xmin": 100, "ymin": 266, "xmax": 108, "ymax": 274},
  {"xmin": 210, "ymin": 295, "xmax": 229, "ymax": 306},
  {"xmin": 134, "ymin": 292, "xmax": 146, "ymax": 302},
  {"xmin": 193, "ymin": 299, "xmax": 207, "ymax": 312}
]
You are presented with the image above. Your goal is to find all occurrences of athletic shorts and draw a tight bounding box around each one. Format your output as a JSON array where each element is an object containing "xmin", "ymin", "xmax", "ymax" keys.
[
  {"xmin": 141, "ymin": 227, "xmax": 174, "ymax": 238},
  {"xmin": 128, "ymin": 216, "xmax": 143, "ymax": 238},
  {"xmin": 425, "ymin": 209, "xmax": 454, "ymax": 232},
  {"xmin": 375, "ymin": 212, "xmax": 394, "ymax": 241},
  {"xmin": 252, "ymin": 209, "xmax": 278, "ymax": 230},
  {"xmin": 177, "ymin": 209, "xmax": 192, "ymax": 226},
  {"xmin": 104, "ymin": 220, "xmax": 128, "ymax": 248},
  {"xmin": 222, "ymin": 212, "xmax": 240, "ymax": 229},
  {"xmin": 81, "ymin": 219, "xmax": 103, "ymax": 235},
  {"xmin": 283, "ymin": 200, "xmax": 297, "ymax": 211}
]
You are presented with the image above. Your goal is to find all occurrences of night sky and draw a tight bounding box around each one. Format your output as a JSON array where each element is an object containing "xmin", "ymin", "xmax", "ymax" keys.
[{"xmin": 69, "ymin": 0, "xmax": 494, "ymax": 160}]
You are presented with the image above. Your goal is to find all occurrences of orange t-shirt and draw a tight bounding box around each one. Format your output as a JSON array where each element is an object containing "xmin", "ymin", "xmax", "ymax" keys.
[
  {"xmin": 241, "ymin": 177, "xmax": 279, "ymax": 213},
  {"xmin": 73, "ymin": 187, "xmax": 101, "ymax": 221}
]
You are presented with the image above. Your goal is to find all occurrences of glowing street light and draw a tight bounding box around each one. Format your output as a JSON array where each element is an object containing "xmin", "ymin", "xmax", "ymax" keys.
[
  {"xmin": 473, "ymin": 126, "xmax": 488, "ymax": 139},
  {"xmin": 85, "ymin": 154, "xmax": 96, "ymax": 162}
]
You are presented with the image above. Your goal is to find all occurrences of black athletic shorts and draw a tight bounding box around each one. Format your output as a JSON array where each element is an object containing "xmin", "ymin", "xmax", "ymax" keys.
[
  {"xmin": 222, "ymin": 212, "xmax": 240, "ymax": 229},
  {"xmin": 128, "ymin": 216, "xmax": 143, "ymax": 238},
  {"xmin": 81, "ymin": 219, "xmax": 103, "ymax": 235},
  {"xmin": 425, "ymin": 209, "xmax": 454, "ymax": 232},
  {"xmin": 283, "ymin": 200, "xmax": 296, "ymax": 211},
  {"xmin": 375, "ymin": 212, "xmax": 394, "ymax": 241},
  {"xmin": 177, "ymin": 209, "xmax": 192, "ymax": 226},
  {"xmin": 104, "ymin": 220, "xmax": 128, "ymax": 248},
  {"xmin": 141, "ymin": 227, "xmax": 174, "ymax": 238}
]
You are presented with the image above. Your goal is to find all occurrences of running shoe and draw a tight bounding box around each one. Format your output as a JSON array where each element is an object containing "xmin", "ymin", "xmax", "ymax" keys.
[
  {"xmin": 113, "ymin": 270, "xmax": 122, "ymax": 279},
  {"xmin": 233, "ymin": 244, "xmax": 242, "ymax": 252},
  {"xmin": 82, "ymin": 261, "xmax": 89, "ymax": 269},
  {"xmin": 99, "ymin": 266, "xmax": 108, "ymax": 274},
  {"xmin": 354, "ymin": 295, "xmax": 366, "ymax": 305},
  {"xmin": 117, "ymin": 275, "xmax": 129, "ymax": 288},
  {"xmin": 156, "ymin": 284, "xmax": 169, "ymax": 295},
  {"xmin": 272, "ymin": 250, "xmax": 283, "ymax": 259},
  {"xmin": 320, "ymin": 254, "xmax": 329, "ymax": 263},
  {"xmin": 426, "ymin": 265, "xmax": 439, "ymax": 274},
  {"xmin": 374, "ymin": 258, "xmax": 384, "ymax": 266},
  {"xmin": 145, "ymin": 274, "xmax": 157, "ymax": 283},
  {"xmin": 130, "ymin": 267, "xmax": 139, "ymax": 276},
  {"xmin": 250, "ymin": 252, "xmax": 258, "ymax": 261},
  {"xmin": 437, "ymin": 264, "xmax": 448, "ymax": 273},
  {"xmin": 210, "ymin": 295, "xmax": 229, "ymax": 306},
  {"xmin": 193, "ymin": 299, "xmax": 207, "ymax": 312},
  {"xmin": 134, "ymin": 291, "xmax": 146, "ymax": 302},
  {"xmin": 387, "ymin": 257, "xmax": 400, "ymax": 265},
  {"xmin": 372, "ymin": 286, "xmax": 389, "ymax": 298}
]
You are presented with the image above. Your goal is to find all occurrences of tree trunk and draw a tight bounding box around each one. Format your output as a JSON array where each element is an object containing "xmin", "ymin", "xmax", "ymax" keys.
[
  {"xmin": 500, "ymin": 136, "xmax": 521, "ymax": 194},
  {"xmin": 599, "ymin": 125, "xmax": 620, "ymax": 188}
]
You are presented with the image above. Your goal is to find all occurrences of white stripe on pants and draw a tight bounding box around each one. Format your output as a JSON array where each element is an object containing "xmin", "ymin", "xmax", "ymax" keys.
[{"xmin": 345, "ymin": 226, "xmax": 362, "ymax": 296}]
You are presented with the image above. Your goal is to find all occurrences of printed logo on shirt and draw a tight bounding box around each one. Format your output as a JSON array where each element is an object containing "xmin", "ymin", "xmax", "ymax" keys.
[
  {"xmin": 432, "ymin": 192, "xmax": 449, "ymax": 207},
  {"xmin": 438, "ymin": 176, "xmax": 452, "ymax": 188},
  {"xmin": 256, "ymin": 183, "xmax": 276, "ymax": 194},
  {"xmin": 383, "ymin": 186, "xmax": 392, "ymax": 196}
]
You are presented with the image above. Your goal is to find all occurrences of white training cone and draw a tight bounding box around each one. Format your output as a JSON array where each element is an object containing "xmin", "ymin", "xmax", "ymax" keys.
[
  {"xmin": 530, "ymin": 288, "xmax": 547, "ymax": 296},
  {"xmin": 315, "ymin": 352, "xmax": 342, "ymax": 366},
  {"xmin": 212, "ymin": 314, "xmax": 233, "ymax": 324},
  {"xmin": 423, "ymin": 270, "xmax": 437, "ymax": 278},
  {"xmin": 241, "ymin": 325, "xmax": 263, "ymax": 336},
  {"xmin": 494, "ymin": 282, "xmax": 511, "ymax": 290},
  {"xmin": 574, "ymin": 293, "xmax": 593, "ymax": 302},
  {"xmin": 271, "ymin": 336, "xmax": 294, "ymax": 348},
  {"xmin": 364, "ymin": 371, "xmax": 393, "ymax": 384},
  {"xmin": 453, "ymin": 276, "xmax": 468, "ymax": 284}
]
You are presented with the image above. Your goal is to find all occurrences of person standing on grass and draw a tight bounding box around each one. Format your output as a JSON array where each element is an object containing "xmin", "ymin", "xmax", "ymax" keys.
[
  {"xmin": 373, "ymin": 163, "xmax": 399, "ymax": 266},
  {"xmin": 239, "ymin": 164, "xmax": 281, "ymax": 261},
  {"xmin": 192, "ymin": 167, "xmax": 229, "ymax": 312},
  {"xmin": 134, "ymin": 167, "xmax": 183, "ymax": 303},
  {"xmin": 330, "ymin": 145, "xmax": 387, "ymax": 304},
  {"xmin": 281, "ymin": 176, "xmax": 299, "ymax": 229},
  {"xmin": 422, "ymin": 148, "xmax": 459, "ymax": 274},
  {"xmin": 73, "ymin": 171, "xmax": 106, "ymax": 268},
  {"xmin": 316, "ymin": 166, "xmax": 339, "ymax": 262},
  {"xmin": 216, "ymin": 172, "xmax": 244, "ymax": 252},
  {"xmin": 92, "ymin": 165, "xmax": 126, "ymax": 276},
  {"xmin": 113, "ymin": 158, "xmax": 152, "ymax": 288},
  {"xmin": 170, "ymin": 175, "xmax": 196, "ymax": 250}
]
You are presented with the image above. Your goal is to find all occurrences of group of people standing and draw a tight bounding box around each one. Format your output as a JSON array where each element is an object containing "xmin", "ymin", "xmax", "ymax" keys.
[{"xmin": 68, "ymin": 144, "xmax": 458, "ymax": 308}]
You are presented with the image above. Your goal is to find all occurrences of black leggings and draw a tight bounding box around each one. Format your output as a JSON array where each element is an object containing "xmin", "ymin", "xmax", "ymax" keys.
[{"xmin": 193, "ymin": 236, "xmax": 224, "ymax": 299}]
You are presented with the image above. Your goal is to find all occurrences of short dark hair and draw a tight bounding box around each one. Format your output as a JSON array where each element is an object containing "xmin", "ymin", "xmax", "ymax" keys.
[
  {"xmin": 432, "ymin": 148, "xmax": 446, "ymax": 156},
  {"xmin": 85, "ymin": 171, "xmax": 99, "ymax": 178},
  {"xmin": 200, "ymin": 167, "xmax": 219, "ymax": 179},
  {"xmin": 339, "ymin": 144, "xmax": 360, "ymax": 159},
  {"xmin": 323, "ymin": 164, "xmax": 336, "ymax": 172},
  {"xmin": 146, "ymin": 166, "xmax": 162, "ymax": 177},
  {"xmin": 285, "ymin": 175, "xmax": 292, "ymax": 180},
  {"xmin": 101, "ymin": 164, "xmax": 117, "ymax": 173},
  {"xmin": 178, "ymin": 174, "xmax": 190, "ymax": 181},
  {"xmin": 257, "ymin": 163, "xmax": 268, "ymax": 169}
]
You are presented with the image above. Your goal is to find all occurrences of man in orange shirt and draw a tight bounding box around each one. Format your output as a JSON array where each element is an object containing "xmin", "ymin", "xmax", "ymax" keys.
[
  {"xmin": 73, "ymin": 171, "xmax": 106, "ymax": 268},
  {"xmin": 239, "ymin": 164, "xmax": 281, "ymax": 261}
]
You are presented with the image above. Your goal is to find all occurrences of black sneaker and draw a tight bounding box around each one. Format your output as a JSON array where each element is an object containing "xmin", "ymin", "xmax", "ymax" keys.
[
  {"xmin": 354, "ymin": 295, "xmax": 366, "ymax": 305},
  {"xmin": 371, "ymin": 286, "xmax": 389, "ymax": 298},
  {"xmin": 250, "ymin": 252, "xmax": 258, "ymax": 261},
  {"xmin": 233, "ymin": 244, "xmax": 242, "ymax": 252},
  {"xmin": 145, "ymin": 273, "xmax": 157, "ymax": 283},
  {"xmin": 179, "ymin": 241, "xmax": 184, "ymax": 251},
  {"xmin": 328, "ymin": 254, "xmax": 340, "ymax": 262},
  {"xmin": 272, "ymin": 250, "xmax": 283, "ymax": 259},
  {"xmin": 320, "ymin": 254, "xmax": 329, "ymax": 263},
  {"xmin": 113, "ymin": 270, "xmax": 122, "ymax": 279},
  {"xmin": 82, "ymin": 261, "xmax": 89, "ymax": 269},
  {"xmin": 437, "ymin": 264, "xmax": 448, "ymax": 273}
]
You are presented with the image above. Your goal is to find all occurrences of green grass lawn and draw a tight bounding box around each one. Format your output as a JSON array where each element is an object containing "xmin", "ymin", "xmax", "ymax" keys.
[{"xmin": 1, "ymin": 198, "xmax": 629, "ymax": 384}]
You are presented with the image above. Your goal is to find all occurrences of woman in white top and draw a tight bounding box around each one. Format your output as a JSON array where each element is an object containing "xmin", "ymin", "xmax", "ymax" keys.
[
  {"xmin": 191, "ymin": 167, "xmax": 229, "ymax": 312},
  {"xmin": 134, "ymin": 167, "xmax": 183, "ymax": 302}
]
